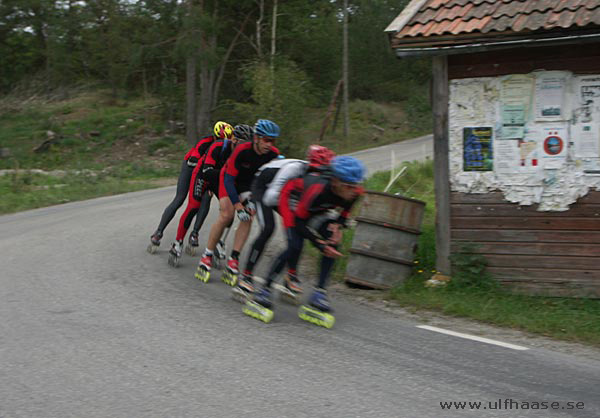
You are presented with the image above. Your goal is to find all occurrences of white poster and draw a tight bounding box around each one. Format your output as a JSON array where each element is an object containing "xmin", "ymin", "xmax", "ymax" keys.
[
  {"xmin": 534, "ymin": 72, "xmax": 569, "ymax": 121},
  {"xmin": 540, "ymin": 124, "xmax": 568, "ymax": 169},
  {"xmin": 495, "ymin": 140, "xmax": 519, "ymax": 174},
  {"xmin": 573, "ymin": 122, "xmax": 600, "ymax": 158},
  {"xmin": 500, "ymin": 74, "xmax": 533, "ymax": 138},
  {"xmin": 575, "ymin": 75, "xmax": 600, "ymax": 123}
]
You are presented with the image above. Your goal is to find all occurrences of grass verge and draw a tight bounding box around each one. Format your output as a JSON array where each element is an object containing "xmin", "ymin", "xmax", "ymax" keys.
[{"xmin": 0, "ymin": 168, "xmax": 174, "ymax": 215}]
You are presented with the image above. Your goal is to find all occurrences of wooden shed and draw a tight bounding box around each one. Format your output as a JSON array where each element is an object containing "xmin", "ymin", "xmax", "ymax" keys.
[{"xmin": 386, "ymin": 0, "xmax": 600, "ymax": 297}]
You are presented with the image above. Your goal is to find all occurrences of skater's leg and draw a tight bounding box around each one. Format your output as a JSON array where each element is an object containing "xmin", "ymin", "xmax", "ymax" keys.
[
  {"xmin": 264, "ymin": 228, "xmax": 303, "ymax": 288},
  {"xmin": 244, "ymin": 202, "xmax": 276, "ymax": 275},
  {"xmin": 205, "ymin": 196, "xmax": 234, "ymax": 252},
  {"xmin": 176, "ymin": 200, "xmax": 200, "ymax": 241},
  {"xmin": 192, "ymin": 192, "xmax": 212, "ymax": 234},
  {"xmin": 316, "ymin": 220, "xmax": 339, "ymax": 289},
  {"xmin": 156, "ymin": 160, "xmax": 194, "ymax": 232}
]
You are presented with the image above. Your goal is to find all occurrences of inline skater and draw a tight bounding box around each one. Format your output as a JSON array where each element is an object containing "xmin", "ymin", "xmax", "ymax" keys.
[
  {"xmin": 195, "ymin": 119, "xmax": 280, "ymax": 285},
  {"xmin": 147, "ymin": 121, "xmax": 233, "ymax": 253},
  {"xmin": 168, "ymin": 124, "xmax": 253, "ymax": 266},
  {"xmin": 244, "ymin": 156, "xmax": 365, "ymax": 327},
  {"xmin": 233, "ymin": 145, "xmax": 335, "ymax": 302}
]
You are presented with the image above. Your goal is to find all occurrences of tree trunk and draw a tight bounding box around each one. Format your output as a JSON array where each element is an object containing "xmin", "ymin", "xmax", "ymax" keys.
[
  {"xmin": 270, "ymin": 0, "xmax": 278, "ymax": 69},
  {"xmin": 256, "ymin": 0, "xmax": 264, "ymax": 59},
  {"xmin": 197, "ymin": 64, "xmax": 214, "ymax": 136},
  {"xmin": 342, "ymin": 0, "xmax": 350, "ymax": 138}
]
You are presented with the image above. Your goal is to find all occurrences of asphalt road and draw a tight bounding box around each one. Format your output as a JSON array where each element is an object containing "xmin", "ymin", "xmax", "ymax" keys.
[{"xmin": 2, "ymin": 136, "xmax": 599, "ymax": 418}]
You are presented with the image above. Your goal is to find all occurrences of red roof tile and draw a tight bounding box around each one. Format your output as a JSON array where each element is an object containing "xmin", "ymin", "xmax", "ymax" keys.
[{"xmin": 388, "ymin": 0, "xmax": 600, "ymax": 40}]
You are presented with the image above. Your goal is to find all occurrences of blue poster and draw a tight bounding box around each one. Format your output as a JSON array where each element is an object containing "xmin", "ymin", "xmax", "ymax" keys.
[{"xmin": 463, "ymin": 127, "xmax": 493, "ymax": 171}]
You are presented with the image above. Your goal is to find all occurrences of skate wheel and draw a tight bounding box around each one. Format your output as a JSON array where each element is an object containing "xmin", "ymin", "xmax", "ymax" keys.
[
  {"xmin": 168, "ymin": 254, "xmax": 180, "ymax": 267},
  {"xmin": 221, "ymin": 271, "xmax": 238, "ymax": 287},
  {"xmin": 147, "ymin": 244, "xmax": 158, "ymax": 254},
  {"xmin": 185, "ymin": 246, "xmax": 196, "ymax": 256},
  {"xmin": 243, "ymin": 301, "xmax": 273, "ymax": 323},
  {"xmin": 194, "ymin": 267, "xmax": 210, "ymax": 283},
  {"xmin": 298, "ymin": 305, "xmax": 335, "ymax": 329}
]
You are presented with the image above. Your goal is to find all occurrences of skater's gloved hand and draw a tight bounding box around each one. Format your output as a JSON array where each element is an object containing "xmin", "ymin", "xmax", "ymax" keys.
[
  {"xmin": 322, "ymin": 245, "xmax": 343, "ymax": 258},
  {"xmin": 234, "ymin": 202, "xmax": 245, "ymax": 212},
  {"xmin": 244, "ymin": 201, "xmax": 256, "ymax": 215},
  {"xmin": 237, "ymin": 209, "xmax": 252, "ymax": 222},
  {"xmin": 327, "ymin": 223, "xmax": 342, "ymax": 245}
]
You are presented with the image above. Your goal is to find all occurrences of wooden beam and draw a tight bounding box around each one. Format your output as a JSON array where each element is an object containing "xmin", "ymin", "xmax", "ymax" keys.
[{"xmin": 432, "ymin": 55, "xmax": 451, "ymax": 274}]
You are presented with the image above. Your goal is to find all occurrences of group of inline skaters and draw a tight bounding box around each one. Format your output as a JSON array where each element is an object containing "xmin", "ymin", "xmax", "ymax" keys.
[{"xmin": 146, "ymin": 119, "xmax": 365, "ymax": 328}]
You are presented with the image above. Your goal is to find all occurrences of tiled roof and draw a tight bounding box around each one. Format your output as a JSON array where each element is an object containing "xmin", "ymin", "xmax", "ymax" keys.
[{"xmin": 387, "ymin": 0, "xmax": 600, "ymax": 40}]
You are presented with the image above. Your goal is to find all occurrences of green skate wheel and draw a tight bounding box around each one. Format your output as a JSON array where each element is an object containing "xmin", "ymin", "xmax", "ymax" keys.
[
  {"xmin": 194, "ymin": 267, "xmax": 210, "ymax": 283},
  {"xmin": 221, "ymin": 271, "xmax": 237, "ymax": 287},
  {"xmin": 298, "ymin": 305, "xmax": 335, "ymax": 329},
  {"xmin": 147, "ymin": 244, "xmax": 158, "ymax": 254},
  {"xmin": 243, "ymin": 301, "xmax": 273, "ymax": 323},
  {"xmin": 185, "ymin": 245, "xmax": 197, "ymax": 256}
]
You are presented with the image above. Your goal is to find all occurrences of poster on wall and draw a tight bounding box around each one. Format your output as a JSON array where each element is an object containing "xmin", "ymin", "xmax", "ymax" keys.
[
  {"xmin": 500, "ymin": 74, "xmax": 533, "ymax": 138},
  {"xmin": 573, "ymin": 122, "xmax": 600, "ymax": 158},
  {"xmin": 540, "ymin": 125, "xmax": 568, "ymax": 169},
  {"xmin": 518, "ymin": 137, "xmax": 539, "ymax": 173},
  {"xmin": 534, "ymin": 72, "xmax": 569, "ymax": 121},
  {"xmin": 574, "ymin": 75, "xmax": 600, "ymax": 123},
  {"xmin": 463, "ymin": 127, "xmax": 493, "ymax": 171},
  {"xmin": 495, "ymin": 140, "xmax": 519, "ymax": 174}
]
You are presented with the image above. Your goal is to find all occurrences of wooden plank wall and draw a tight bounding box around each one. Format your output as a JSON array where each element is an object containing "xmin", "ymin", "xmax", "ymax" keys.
[
  {"xmin": 448, "ymin": 41, "xmax": 600, "ymax": 79},
  {"xmin": 451, "ymin": 192, "xmax": 600, "ymax": 298}
]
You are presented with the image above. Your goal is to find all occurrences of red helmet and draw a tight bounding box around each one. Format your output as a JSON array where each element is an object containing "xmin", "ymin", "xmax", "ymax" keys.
[{"xmin": 307, "ymin": 145, "xmax": 336, "ymax": 168}]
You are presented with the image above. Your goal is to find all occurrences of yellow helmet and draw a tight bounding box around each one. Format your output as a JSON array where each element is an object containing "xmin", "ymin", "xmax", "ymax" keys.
[{"xmin": 213, "ymin": 121, "xmax": 234, "ymax": 140}]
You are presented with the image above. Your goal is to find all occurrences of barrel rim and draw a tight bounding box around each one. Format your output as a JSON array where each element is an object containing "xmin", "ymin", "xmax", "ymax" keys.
[
  {"xmin": 355, "ymin": 216, "xmax": 422, "ymax": 234},
  {"xmin": 349, "ymin": 248, "xmax": 414, "ymax": 266},
  {"xmin": 345, "ymin": 275, "xmax": 392, "ymax": 290},
  {"xmin": 364, "ymin": 190, "xmax": 426, "ymax": 206}
]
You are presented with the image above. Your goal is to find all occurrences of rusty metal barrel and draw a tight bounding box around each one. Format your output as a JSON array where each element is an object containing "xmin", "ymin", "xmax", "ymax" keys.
[{"xmin": 345, "ymin": 191, "xmax": 426, "ymax": 289}]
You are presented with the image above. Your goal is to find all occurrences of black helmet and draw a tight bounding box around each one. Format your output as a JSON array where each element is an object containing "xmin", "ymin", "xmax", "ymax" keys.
[{"xmin": 233, "ymin": 124, "xmax": 254, "ymax": 142}]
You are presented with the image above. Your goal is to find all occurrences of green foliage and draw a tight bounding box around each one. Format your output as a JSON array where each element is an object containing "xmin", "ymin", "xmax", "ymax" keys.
[
  {"xmin": 0, "ymin": 170, "xmax": 162, "ymax": 215},
  {"xmin": 232, "ymin": 57, "xmax": 316, "ymax": 155},
  {"xmin": 448, "ymin": 243, "xmax": 500, "ymax": 291}
]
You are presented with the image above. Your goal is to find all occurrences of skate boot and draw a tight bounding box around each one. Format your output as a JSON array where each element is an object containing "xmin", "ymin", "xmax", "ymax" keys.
[
  {"xmin": 168, "ymin": 240, "xmax": 183, "ymax": 267},
  {"xmin": 214, "ymin": 239, "xmax": 227, "ymax": 269},
  {"xmin": 232, "ymin": 271, "xmax": 255, "ymax": 303},
  {"xmin": 281, "ymin": 271, "xmax": 302, "ymax": 305},
  {"xmin": 147, "ymin": 230, "xmax": 163, "ymax": 254},
  {"xmin": 244, "ymin": 286, "xmax": 274, "ymax": 323},
  {"xmin": 298, "ymin": 287, "xmax": 335, "ymax": 329},
  {"xmin": 194, "ymin": 253, "xmax": 212, "ymax": 283},
  {"xmin": 185, "ymin": 231, "xmax": 200, "ymax": 256},
  {"xmin": 221, "ymin": 258, "xmax": 239, "ymax": 286}
]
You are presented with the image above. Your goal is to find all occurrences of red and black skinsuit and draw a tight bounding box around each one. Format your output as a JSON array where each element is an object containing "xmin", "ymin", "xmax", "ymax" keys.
[
  {"xmin": 263, "ymin": 171, "xmax": 363, "ymax": 289},
  {"xmin": 175, "ymin": 139, "xmax": 234, "ymax": 241},
  {"xmin": 219, "ymin": 141, "xmax": 280, "ymax": 205},
  {"xmin": 155, "ymin": 135, "xmax": 214, "ymax": 234}
]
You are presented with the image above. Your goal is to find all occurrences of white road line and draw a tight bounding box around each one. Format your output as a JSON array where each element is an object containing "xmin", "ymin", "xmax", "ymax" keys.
[{"xmin": 417, "ymin": 325, "xmax": 530, "ymax": 351}]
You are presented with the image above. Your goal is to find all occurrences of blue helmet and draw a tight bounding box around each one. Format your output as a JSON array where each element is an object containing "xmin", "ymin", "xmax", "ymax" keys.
[
  {"xmin": 254, "ymin": 119, "xmax": 280, "ymax": 138},
  {"xmin": 330, "ymin": 156, "xmax": 365, "ymax": 183}
]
